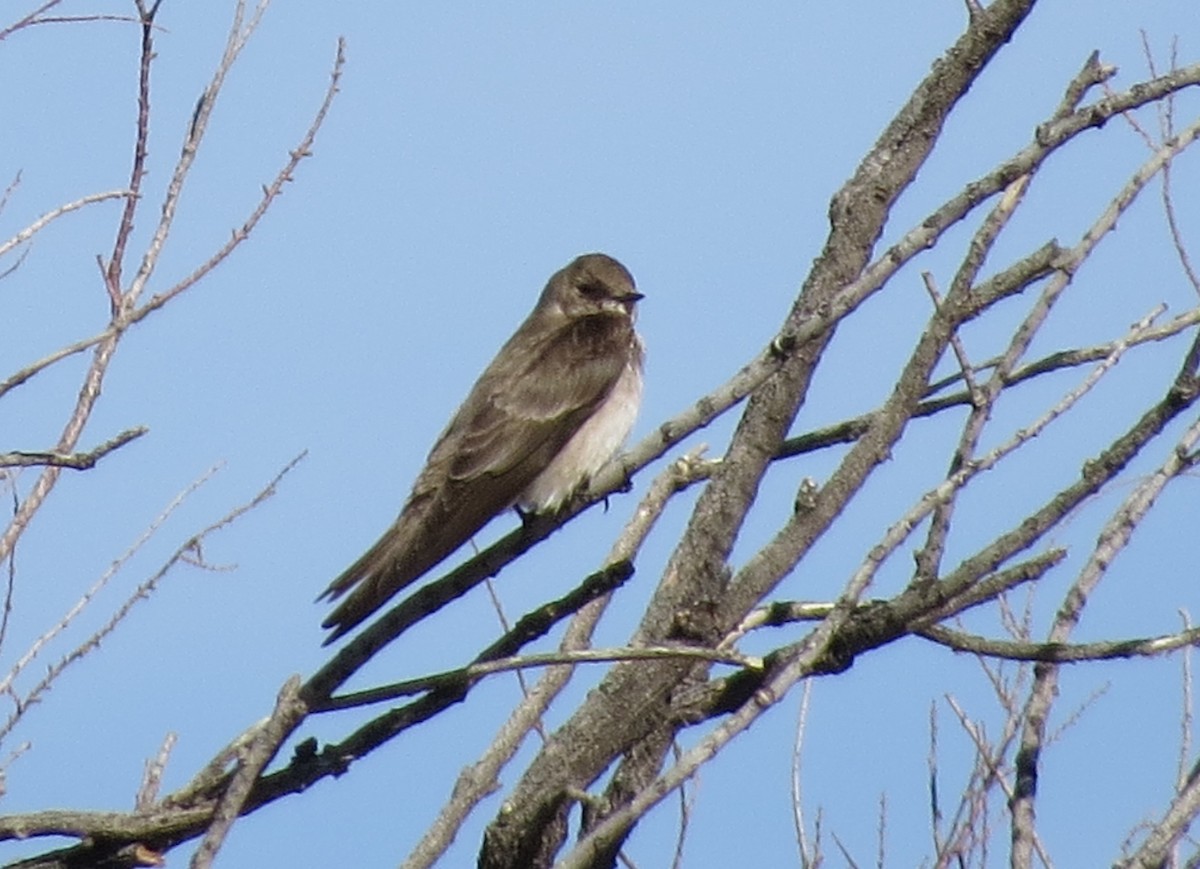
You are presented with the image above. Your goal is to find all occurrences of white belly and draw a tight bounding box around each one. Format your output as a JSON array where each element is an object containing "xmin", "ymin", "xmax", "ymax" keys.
[{"xmin": 518, "ymin": 354, "xmax": 643, "ymax": 512}]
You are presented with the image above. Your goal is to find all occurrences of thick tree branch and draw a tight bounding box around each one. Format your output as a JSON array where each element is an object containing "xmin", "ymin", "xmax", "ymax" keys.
[{"xmin": 481, "ymin": 4, "xmax": 1045, "ymax": 865}]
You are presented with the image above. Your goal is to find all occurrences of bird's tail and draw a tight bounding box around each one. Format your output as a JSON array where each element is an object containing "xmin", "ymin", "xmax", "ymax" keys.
[
  {"xmin": 319, "ymin": 483, "xmax": 507, "ymax": 643},
  {"xmin": 318, "ymin": 533, "xmax": 421, "ymax": 645}
]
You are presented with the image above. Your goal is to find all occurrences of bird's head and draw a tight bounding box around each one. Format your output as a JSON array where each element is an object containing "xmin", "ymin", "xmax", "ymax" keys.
[{"xmin": 545, "ymin": 253, "xmax": 643, "ymax": 320}]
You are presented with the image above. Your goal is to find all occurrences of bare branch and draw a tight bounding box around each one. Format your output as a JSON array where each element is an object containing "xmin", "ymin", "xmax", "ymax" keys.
[
  {"xmin": 0, "ymin": 426, "xmax": 148, "ymax": 470},
  {"xmin": 920, "ymin": 624, "xmax": 1200, "ymax": 662},
  {"xmin": 792, "ymin": 680, "xmax": 816, "ymax": 868},
  {"xmin": 782, "ymin": 305, "xmax": 1200, "ymax": 459},
  {"xmin": 189, "ymin": 677, "xmax": 306, "ymax": 869},
  {"xmin": 136, "ymin": 36, "xmax": 345, "ymax": 317},
  {"xmin": 1116, "ymin": 769, "xmax": 1200, "ymax": 868},
  {"xmin": 0, "ymin": 1, "xmax": 64, "ymax": 42},
  {"xmin": 1180, "ymin": 611, "xmax": 1195, "ymax": 795},
  {"xmin": 121, "ymin": 0, "xmax": 272, "ymax": 312},
  {"xmin": 322, "ymin": 644, "xmax": 762, "ymax": 713},
  {"xmin": 0, "ymin": 464, "xmax": 223, "ymax": 720},
  {"xmin": 0, "ymin": 7, "xmax": 340, "ymax": 595},
  {"xmin": 136, "ymin": 733, "xmax": 178, "ymax": 813},
  {"xmin": 0, "ymin": 189, "xmax": 130, "ymax": 260},
  {"xmin": 1013, "ymin": 358, "xmax": 1200, "ymax": 865},
  {"xmin": 400, "ymin": 449, "xmax": 710, "ymax": 869},
  {"xmin": 0, "ymin": 454, "xmax": 304, "ymax": 744},
  {"xmin": 103, "ymin": 1, "xmax": 160, "ymax": 311}
]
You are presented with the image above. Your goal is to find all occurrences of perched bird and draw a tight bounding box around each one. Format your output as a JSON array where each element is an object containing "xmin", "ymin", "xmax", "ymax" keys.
[{"xmin": 319, "ymin": 253, "xmax": 645, "ymax": 642}]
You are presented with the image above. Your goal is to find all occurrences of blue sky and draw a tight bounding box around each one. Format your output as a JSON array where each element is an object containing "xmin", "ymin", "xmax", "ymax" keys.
[{"xmin": 2, "ymin": 2, "xmax": 1200, "ymax": 866}]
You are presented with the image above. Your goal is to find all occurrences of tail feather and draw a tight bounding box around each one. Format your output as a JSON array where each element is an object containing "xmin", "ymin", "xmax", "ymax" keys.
[
  {"xmin": 319, "ymin": 536, "xmax": 422, "ymax": 643},
  {"xmin": 319, "ymin": 486, "xmax": 500, "ymax": 643},
  {"xmin": 317, "ymin": 542, "xmax": 392, "ymax": 604}
]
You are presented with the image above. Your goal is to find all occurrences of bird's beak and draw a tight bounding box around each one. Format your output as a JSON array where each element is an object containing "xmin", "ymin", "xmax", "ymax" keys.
[{"xmin": 617, "ymin": 291, "xmax": 643, "ymax": 315}]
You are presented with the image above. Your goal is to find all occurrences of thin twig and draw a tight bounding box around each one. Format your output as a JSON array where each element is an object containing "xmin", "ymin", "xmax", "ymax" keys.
[
  {"xmin": 793, "ymin": 680, "xmax": 815, "ymax": 869},
  {"xmin": 1013, "ymin": 370, "xmax": 1200, "ymax": 866},
  {"xmin": 928, "ymin": 701, "xmax": 943, "ymax": 857},
  {"xmin": 831, "ymin": 305, "xmax": 1164, "ymax": 616},
  {"xmin": 0, "ymin": 190, "xmax": 129, "ymax": 260},
  {"xmin": 0, "ymin": 426, "xmax": 148, "ymax": 469},
  {"xmin": 322, "ymin": 644, "xmax": 762, "ymax": 713},
  {"xmin": 0, "ymin": 0, "xmax": 64, "ymax": 41},
  {"xmin": 138, "ymin": 34, "xmax": 344, "ymax": 317},
  {"xmin": 1180, "ymin": 610, "xmax": 1195, "ymax": 794},
  {"xmin": 103, "ymin": 1, "xmax": 160, "ymax": 311},
  {"xmin": 668, "ymin": 740, "xmax": 697, "ymax": 869},
  {"xmin": 189, "ymin": 677, "xmax": 306, "ymax": 869},
  {"xmin": 0, "ymin": 464, "xmax": 224, "ymax": 729},
  {"xmin": 0, "ymin": 454, "xmax": 304, "ymax": 744},
  {"xmin": 136, "ymin": 732, "xmax": 177, "ymax": 812},
  {"xmin": 122, "ymin": 0, "xmax": 272, "ymax": 312},
  {"xmin": 920, "ymin": 624, "xmax": 1200, "ymax": 662}
]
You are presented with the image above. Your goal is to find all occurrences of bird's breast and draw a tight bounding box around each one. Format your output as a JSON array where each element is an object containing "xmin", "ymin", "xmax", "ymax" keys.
[{"xmin": 517, "ymin": 346, "xmax": 644, "ymax": 512}]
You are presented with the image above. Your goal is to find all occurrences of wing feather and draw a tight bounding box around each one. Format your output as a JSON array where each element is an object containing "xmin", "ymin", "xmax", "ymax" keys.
[{"xmin": 422, "ymin": 311, "xmax": 633, "ymax": 488}]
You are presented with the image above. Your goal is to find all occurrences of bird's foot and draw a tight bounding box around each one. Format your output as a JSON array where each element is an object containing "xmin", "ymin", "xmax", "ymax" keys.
[{"xmin": 514, "ymin": 504, "xmax": 538, "ymax": 529}]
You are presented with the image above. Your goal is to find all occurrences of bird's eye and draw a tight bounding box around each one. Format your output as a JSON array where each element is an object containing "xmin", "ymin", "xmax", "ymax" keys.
[{"xmin": 577, "ymin": 281, "xmax": 607, "ymax": 299}]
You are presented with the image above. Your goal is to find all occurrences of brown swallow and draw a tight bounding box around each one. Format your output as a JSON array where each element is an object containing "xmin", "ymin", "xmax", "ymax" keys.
[{"xmin": 319, "ymin": 253, "xmax": 644, "ymax": 642}]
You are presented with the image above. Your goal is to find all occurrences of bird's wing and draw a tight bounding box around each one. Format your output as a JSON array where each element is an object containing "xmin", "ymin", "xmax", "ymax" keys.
[{"xmin": 421, "ymin": 311, "xmax": 633, "ymax": 491}]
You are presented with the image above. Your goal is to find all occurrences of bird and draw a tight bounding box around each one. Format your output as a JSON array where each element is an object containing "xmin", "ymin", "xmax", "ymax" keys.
[{"xmin": 319, "ymin": 253, "xmax": 645, "ymax": 642}]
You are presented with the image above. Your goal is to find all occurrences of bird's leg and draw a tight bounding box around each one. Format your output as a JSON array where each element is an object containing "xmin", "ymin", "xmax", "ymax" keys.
[
  {"xmin": 513, "ymin": 504, "xmax": 538, "ymax": 529},
  {"xmin": 581, "ymin": 467, "xmax": 634, "ymax": 513}
]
